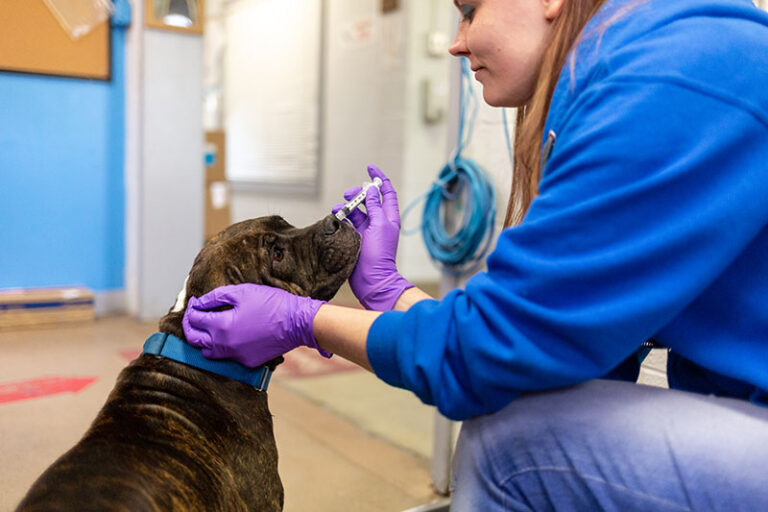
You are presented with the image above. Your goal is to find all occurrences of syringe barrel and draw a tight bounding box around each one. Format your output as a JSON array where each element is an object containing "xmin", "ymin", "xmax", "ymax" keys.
[{"xmin": 335, "ymin": 177, "xmax": 383, "ymax": 222}]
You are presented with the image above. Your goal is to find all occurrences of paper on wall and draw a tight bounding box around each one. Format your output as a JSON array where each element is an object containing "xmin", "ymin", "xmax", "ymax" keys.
[{"xmin": 42, "ymin": 0, "xmax": 114, "ymax": 40}]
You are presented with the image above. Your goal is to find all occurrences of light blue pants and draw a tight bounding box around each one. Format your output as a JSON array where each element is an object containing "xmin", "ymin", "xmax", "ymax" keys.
[{"xmin": 451, "ymin": 380, "xmax": 768, "ymax": 511}]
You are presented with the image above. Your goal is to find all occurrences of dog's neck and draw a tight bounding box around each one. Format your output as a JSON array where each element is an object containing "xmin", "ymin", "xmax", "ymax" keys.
[
  {"xmin": 157, "ymin": 278, "xmax": 285, "ymax": 375},
  {"xmin": 141, "ymin": 332, "xmax": 274, "ymax": 390}
]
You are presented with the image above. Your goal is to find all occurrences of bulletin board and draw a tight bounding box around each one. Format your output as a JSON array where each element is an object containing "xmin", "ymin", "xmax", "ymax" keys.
[{"xmin": 0, "ymin": 0, "xmax": 110, "ymax": 81}]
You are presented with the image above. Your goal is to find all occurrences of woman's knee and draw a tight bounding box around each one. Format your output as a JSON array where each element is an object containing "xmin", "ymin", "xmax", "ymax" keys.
[
  {"xmin": 451, "ymin": 395, "xmax": 556, "ymax": 484},
  {"xmin": 451, "ymin": 396, "xmax": 571, "ymax": 511},
  {"xmin": 451, "ymin": 381, "xmax": 768, "ymax": 511},
  {"xmin": 451, "ymin": 381, "xmax": 644, "ymax": 506}
]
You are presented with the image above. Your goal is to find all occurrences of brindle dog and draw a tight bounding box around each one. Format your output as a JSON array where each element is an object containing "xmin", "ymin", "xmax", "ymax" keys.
[{"xmin": 16, "ymin": 214, "xmax": 361, "ymax": 512}]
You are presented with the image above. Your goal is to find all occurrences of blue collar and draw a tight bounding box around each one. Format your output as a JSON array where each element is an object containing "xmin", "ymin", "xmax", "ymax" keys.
[{"xmin": 142, "ymin": 332, "xmax": 273, "ymax": 391}]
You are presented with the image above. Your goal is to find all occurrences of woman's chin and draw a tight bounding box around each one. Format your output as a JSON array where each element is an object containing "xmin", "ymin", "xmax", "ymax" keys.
[{"xmin": 481, "ymin": 87, "xmax": 519, "ymax": 109}]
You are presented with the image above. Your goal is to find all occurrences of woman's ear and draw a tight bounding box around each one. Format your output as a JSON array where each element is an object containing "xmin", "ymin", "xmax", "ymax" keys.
[{"xmin": 542, "ymin": 0, "xmax": 566, "ymax": 20}]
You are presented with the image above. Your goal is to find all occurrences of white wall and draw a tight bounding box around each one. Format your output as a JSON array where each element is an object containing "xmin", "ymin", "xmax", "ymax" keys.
[
  {"xmin": 124, "ymin": 0, "xmax": 144, "ymax": 316},
  {"xmin": 399, "ymin": 2, "xmax": 514, "ymax": 280},
  {"xmin": 135, "ymin": 30, "xmax": 205, "ymax": 320},
  {"xmin": 224, "ymin": 0, "xmax": 322, "ymax": 185},
  {"xmin": 397, "ymin": 0, "xmax": 452, "ymax": 282},
  {"xmin": 455, "ymin": 83, "xmax": 515, "ymax": 235}
]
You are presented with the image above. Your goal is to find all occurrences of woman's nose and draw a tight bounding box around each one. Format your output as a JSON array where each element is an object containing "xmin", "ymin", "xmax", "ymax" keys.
[{"xmin": 449, "ymin": 26, "xmax": 468, "ymax": 57}]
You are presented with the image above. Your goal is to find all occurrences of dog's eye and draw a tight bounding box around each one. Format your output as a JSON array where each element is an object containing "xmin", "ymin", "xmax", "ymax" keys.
[{"xmin": 273, "ymin": 247, "xmax": 284, "ymax": 263}]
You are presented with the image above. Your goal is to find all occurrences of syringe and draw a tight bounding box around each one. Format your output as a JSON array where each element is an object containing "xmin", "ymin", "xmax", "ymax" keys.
[{"xmin": 335, "ymin": 177, "xmax": 383, "ymax": 222}]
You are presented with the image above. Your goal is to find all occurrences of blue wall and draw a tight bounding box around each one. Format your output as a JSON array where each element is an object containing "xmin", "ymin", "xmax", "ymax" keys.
[{"xmin": 0, "ymin": 10, "xmax": 129, "ymax": 293}]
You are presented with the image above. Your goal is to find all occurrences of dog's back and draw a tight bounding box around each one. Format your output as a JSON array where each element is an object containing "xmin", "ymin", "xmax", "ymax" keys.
[{"xmin": 16, "ymin": 355, "xmax": 283, "ymax": 512}]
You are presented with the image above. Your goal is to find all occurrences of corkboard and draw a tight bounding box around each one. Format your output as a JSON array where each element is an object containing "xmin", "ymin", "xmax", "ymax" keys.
[{"xmin": 0, "ymin": 0, "xmax": 110, "ymax": 81}]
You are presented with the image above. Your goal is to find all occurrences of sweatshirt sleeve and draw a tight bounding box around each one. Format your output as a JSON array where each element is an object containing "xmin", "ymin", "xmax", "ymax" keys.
[{"xmin": 367, "ymin": 77, "xmax": 768, "ymax": 421}]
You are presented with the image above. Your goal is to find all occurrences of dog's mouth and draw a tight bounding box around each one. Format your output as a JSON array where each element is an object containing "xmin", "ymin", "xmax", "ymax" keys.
[
  {"xmin": 319, "ymin": 232, "xmax": 361, "ymax": 274},
  {"xmin": 310, "ymin": 219, "xmax": 361, "ymax": 301}
]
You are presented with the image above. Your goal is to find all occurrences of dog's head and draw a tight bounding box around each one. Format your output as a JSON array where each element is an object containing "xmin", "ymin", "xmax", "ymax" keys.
[{"xmin": 159, "ymin": 214, "xmax": 361, "ymax": 349}]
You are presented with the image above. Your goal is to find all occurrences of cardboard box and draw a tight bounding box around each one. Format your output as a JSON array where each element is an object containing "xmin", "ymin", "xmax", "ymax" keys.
[
  {"xmin": 205, "ymin": 130, "xmax": 227, "ymax": 183},
  {"xmin": 0, "ymin": 287, "xmax": 95, "ymax": 330},
  {"xmin": 204, "ymin": 131, "xmax": 232, "ymax": 240},
  {"xmin": 205, "ymin": 180, "xmax": 232, "ymax": 240}
]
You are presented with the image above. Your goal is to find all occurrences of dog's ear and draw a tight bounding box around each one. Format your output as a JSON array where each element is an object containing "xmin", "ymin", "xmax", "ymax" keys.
[
  {"xmin": 246, "ymin": 232, "xmax": 274, "ymax": 259},
  {"xmin": 227, "ymin": 231, "xmax": 279, "ymax": 283}
]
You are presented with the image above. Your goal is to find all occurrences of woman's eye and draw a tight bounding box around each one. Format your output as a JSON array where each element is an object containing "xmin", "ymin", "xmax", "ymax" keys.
[
  {"xmin": 273, "ymin": 247, "xmax": 284, "ymax": 263},
  {"xmin": 459, "ymin": 4, "xmax": 474, "ymax": 21}
]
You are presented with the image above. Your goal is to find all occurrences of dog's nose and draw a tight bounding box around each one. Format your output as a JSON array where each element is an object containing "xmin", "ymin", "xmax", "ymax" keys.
[{"xmin": 323, "ymin": 215, "xmax": 342, "ymax": 235}]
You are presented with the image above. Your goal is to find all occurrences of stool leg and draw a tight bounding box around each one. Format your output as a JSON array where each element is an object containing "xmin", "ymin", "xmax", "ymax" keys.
[{"xmin": 431, "ymin": 410, "xmax": 454, "ymax": 495}]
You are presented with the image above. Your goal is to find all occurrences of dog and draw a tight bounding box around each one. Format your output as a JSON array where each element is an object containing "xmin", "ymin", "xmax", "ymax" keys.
[{"xmin": 16, "ymin": 214, "xmax": 361, "ymax": 512}]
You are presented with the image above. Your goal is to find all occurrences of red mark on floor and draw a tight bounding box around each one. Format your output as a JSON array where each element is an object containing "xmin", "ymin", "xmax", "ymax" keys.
[
  {"xmin": 278, "ymin": 347, "xmax": 361, "ymax": 379},
  {"xmin": 0, "ymin": 376, "xmax": 97, "ymax": 404},
  {"xmin": 119, "ymin": 349, "xmax": 141, "ymax": 361}
]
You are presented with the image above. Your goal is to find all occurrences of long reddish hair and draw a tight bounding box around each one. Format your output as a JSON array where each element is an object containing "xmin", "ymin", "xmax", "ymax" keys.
[{"xmin": 505, "ymin": 0, "xmax": 628, "ymax": 227}]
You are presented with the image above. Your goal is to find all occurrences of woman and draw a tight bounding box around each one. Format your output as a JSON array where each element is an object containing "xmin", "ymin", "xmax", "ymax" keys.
[{"xmin": 184, "ymin": 0, "xmax": 768, "ymax": 509}]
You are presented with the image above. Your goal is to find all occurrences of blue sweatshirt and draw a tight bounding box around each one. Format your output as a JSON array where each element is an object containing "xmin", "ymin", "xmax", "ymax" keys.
[{"xmin": 367, "ymin": 0, "xmax": 768, "ymax": 421}]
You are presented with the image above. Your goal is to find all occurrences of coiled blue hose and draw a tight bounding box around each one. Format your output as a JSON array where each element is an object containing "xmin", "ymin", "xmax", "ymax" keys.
[
  {"xmin": 402, "ymin": 57, "xmax": 498, "ymax": 275},
  {"xmin": 420, "ymin": 157, "xmax": 496, "ymax": 274}
]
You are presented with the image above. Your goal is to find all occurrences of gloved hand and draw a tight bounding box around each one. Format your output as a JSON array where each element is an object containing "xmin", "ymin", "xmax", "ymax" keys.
[
  {"xmin": 333, "ymin": 164, "xmax": 413, "ymax": 311},
  {"xmin": 182, "ymin": 284, "xmax": 331, "ymax": 368}
]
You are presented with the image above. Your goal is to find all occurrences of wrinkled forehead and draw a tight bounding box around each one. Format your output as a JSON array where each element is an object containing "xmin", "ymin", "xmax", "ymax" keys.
[
  {"xmin": 243, "ymin": 217, "xmax": 296, "ymax": 247},
  {"xmin": 215, "ymin": 215, "xmax": 295, "ymax": 241},
  {"xmin": 258, "ymin": 215, "xmax": 294, "ymax": 233}
]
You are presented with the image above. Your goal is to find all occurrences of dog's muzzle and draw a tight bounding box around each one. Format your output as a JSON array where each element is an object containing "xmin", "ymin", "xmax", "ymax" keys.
[{"xmin": 316, "ymin": 215, "xmax": 359, "ymax": 273}]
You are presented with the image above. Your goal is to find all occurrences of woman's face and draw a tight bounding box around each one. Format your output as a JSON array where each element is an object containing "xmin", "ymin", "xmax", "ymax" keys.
[{"xmin": 449, "ymin": 0, "xmax": 563, "ymax": 107}]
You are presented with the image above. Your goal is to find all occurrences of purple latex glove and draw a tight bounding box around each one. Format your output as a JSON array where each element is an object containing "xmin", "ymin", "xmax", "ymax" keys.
[
  {"xmin": 332, "ymin": 164, "xmax": 413, "ymax": 311},
  {"xmin": 182, "ymin": 283, "xmax": 331, "ymax": 368}
]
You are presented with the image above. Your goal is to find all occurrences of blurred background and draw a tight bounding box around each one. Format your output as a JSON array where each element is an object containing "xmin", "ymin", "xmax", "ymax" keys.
[{"xmin": 1, "ymin": 0, "xmax": 765, "ymax": 510}]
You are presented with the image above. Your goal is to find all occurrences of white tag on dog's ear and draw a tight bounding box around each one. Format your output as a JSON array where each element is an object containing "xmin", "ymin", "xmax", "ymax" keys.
[{"xmin": 171, "ymin": 275, "xmax": 190, "ymax": 313}]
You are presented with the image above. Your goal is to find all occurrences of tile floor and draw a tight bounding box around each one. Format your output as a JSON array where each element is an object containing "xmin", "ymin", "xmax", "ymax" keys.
[{"xmin": 0, "ymin": 313, "xmax": 445, "ymax": 511}]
